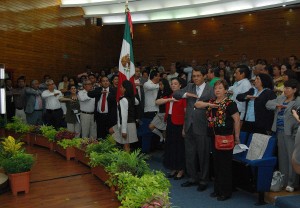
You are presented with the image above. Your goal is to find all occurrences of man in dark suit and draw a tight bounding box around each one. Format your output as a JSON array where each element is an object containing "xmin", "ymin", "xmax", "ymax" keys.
[
  {"xmin": 88, "ymin": 76, "xmax": 117, "ymax": 139},
  {"xmin": 173, "ymin": 67, "xmax": 215, "ymax": 192},
  {"xmin": 25, "ymin": 80, "xmax": 43, "ymax": 125}
]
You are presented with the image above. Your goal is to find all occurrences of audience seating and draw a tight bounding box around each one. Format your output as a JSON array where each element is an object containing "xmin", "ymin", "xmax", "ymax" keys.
[{"xmin": 233, "ymin": 133, "xmax": 277, "ymax": 205}]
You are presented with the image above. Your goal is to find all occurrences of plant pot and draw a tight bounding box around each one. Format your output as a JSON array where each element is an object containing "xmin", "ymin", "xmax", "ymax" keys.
[
  {"xmin": 5, "ymin": 130, "xmax": 22, "ymax": 140},
  {"xmin": 20, "ymin": 133, "xmax": 34, "ymax": 145},
  {"xmin": 8, "ymin": 171, "xmax": 31, "ymax": 196},
  {"xmin": 74, "ymin": 147, "xmax": 90, "ymax": 166},
  {"xmin": 91, "ymin": 166, "xmax": 110, "ymax": 182},
  {"xmin": 34, "ymin": 134, "xmax": 54, "ymax": 151},
  {"xmin": 54, "ymin": 143, "xmax": 75, "ymax": 160}
]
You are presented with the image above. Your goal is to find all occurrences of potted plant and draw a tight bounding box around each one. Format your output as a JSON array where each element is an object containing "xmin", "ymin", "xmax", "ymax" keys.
[
  {"xmin": 5, "ymin": 117, "xmax": 31, "ymax": 144},
  {"xmin": 0, "ymin": 136, "xmax": 35, "ymax": 196},
  {"xmin": 115, "ymin": 171, "xmax": 171, "ymax": 208},
  {"xmin": 74, "ymin": 138, "xmax": 98, "ymax": 166},
  {"xmin": 55, "ymin": 138, "xmax": 81, "ymax": 160},
  {"xmin": 35, "ymin": 125, "xmax": 57, "ymax": 150}
]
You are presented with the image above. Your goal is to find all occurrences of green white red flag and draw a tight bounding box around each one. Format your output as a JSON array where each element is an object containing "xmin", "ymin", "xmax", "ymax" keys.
[{"xmin": 117, "ymin": 11, "xmax": 136, "ymax": 101}]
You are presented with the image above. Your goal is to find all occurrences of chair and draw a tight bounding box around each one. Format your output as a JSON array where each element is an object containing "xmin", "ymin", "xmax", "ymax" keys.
[{"xmin": 233, "ymin": 133, "xmax": 277, "ymax": 205}]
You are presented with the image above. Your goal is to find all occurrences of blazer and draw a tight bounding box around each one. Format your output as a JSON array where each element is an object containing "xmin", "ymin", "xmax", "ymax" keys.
[
  {"xmin": 266, "ymin": 95, "xmax": 300, "ymax": 136},
  {"xmin": 173, "ymin": 83, "xmax": 215, "ymax": 135},
  {"xmin": 236, "ymin": 88, "xmax": 276, "ymax": 133},
  {"xmin": 25, "ymin": 87, "xmax": 42, "ymax": 114},
  {"xmin": 88, "ymin": 87, "xmax": 117, "ymax": 126},
  {"xmin": 164, "ymin": 96, "xmax": 186, "ymax": 125}
]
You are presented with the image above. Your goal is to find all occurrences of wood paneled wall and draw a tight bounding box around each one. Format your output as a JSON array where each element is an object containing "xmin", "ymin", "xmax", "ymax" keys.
[{"xmin": 0, "ymin": 1, "xmax": 299, "ymax": 83}]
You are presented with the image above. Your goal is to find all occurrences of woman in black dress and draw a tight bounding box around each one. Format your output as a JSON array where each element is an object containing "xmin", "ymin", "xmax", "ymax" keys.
[{"xmin": 195, "ymin": 79, "xmax": 240, "ymax": 201}]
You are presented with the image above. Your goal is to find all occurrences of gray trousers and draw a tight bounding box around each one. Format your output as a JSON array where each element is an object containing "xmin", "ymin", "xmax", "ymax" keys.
[
  {"xmin": 80, "ymin": 113, "xmax": 97, "ymax": 139},
  {"xmin": 26, "ymin": 111, "xmax": 43, "ymax": 125},
  {"xmin": 277, "ymin": 131, "xmax": 299, "ymax": 187},
  {"xmin": 185, "ymin": 126, "xmax": 211, "ymax": 185}
]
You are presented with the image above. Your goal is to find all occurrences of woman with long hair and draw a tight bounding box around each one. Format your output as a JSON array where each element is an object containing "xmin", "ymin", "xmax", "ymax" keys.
[
  {"xmin": 110, "ymin": 80, "xmax": 138, "ymax": 152},
  {"xmin": 149, "ymin": 78, "xmax": 172, "ymax": 142},
  {"xmin": 156, "ymin": 77, "xmax": 186, "ymax": 180}
]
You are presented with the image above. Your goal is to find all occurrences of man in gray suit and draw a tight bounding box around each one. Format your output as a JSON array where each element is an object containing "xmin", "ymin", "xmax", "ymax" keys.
[
  {"xmin": 25, "ymin": 80, "xmax": 43, "ymax": 125},
  {"xmin": 173, "ymin": 67, "xmax": 215, "ymax": 192}
]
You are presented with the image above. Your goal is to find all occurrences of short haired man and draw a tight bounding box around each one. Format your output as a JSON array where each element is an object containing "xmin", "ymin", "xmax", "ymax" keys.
[
  {"xmin": 167, "ymin": 63, "xmax": 178, "ymax": 83},
  {"xmin": 207, "ymin": 68, "xmax": 220, "ymax": 87},
  {"xmin": 173, "ymin": 67, "xmax": 215, "ymax": 192},
  {"xmin": 143, "ymin": 70, "xmax": 160, "ymax": 119},
  {"xmin": 25, "ymin": 80, "xmax": 43, "ymax": 125},
  {"xmin": 78, "ymin": 80, "xmax": 97, "ymax": 138},
  {"xmin": 88, "ymin": 76, "xmax": 117, "ymax": 139},
  {"xmin": 41, "ymin": 79, "xmax": 63, "ymax": 129},
  {"xmin": 228, "ymin": 65, "xmax": 252, "ymax": 121}
]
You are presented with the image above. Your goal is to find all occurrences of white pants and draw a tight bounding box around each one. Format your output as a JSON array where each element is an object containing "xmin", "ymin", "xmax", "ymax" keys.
[
  {"xmin": 67, "ymin": 122, "xmax": 81, "ymax": 137},
  {"xmin": 80, "ymin": 113, "xmax": 97, "ymax": 139}
]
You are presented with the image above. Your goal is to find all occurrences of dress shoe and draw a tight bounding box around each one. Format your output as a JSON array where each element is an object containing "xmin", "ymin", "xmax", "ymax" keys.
[
  {"xmin": 174, "ymin": 174, "xmax": 184, "ymax": 180},
  {"xmin": 197, "ymin": 184, "xmax": 207, "ymax": 192},
  {"xmin": 181, "ymin": 181, "xmax": 197, "ymax": 187},
  {"xmin": 210, "ymin": 192, "xmax": 219, "ymax": 198},
  {"xmin": 217, "ymin": 195, "xmax": 230, "ymax": 201}
]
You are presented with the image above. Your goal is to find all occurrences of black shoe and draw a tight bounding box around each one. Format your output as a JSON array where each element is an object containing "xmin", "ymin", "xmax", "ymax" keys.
[
  {"xmin": 210, "ymin": 192, "xmax": 219, "ymax": 198},
  {"xmin": 217, "ymin": 195, "xmax": 230, "ymax": 201},
  {"xmin": 197, "ymin": 184, "xmax": 207, "ymax": 192},
  {"xmin": 174, "ymin": 174, "xmax": 184, "ymax": 180},
  {"xmin": 181, "ymin": 181, "xmax": 197, "ymax": 187}
]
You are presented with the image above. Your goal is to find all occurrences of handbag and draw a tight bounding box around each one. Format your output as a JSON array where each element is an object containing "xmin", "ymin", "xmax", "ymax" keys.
[
  {"xmin": 210, "ymin": 109, "xmax": 235, "ymax": 150},
  {"xmin": 215, "ymin": 134, "xmax": 235, "ymax": 150}
]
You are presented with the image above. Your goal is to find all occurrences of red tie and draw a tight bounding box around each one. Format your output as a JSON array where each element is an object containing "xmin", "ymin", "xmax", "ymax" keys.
[{"xmin": 101, "ymin": 90, "xmax": 107, "ymax": 112}]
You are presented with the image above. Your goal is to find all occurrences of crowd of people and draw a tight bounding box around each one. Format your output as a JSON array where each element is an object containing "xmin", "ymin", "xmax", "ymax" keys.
[{"xmin": 4, "ymin": 54, "xmax": 300, "ymax": 201}]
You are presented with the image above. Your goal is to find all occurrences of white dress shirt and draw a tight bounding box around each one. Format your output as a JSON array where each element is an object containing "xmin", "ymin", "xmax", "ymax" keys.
[
  {"xmin": 41, "ymin": 89, "xmax": 62, "ymax": 110},
  {"xmin": 143, "ymin": 79, "xmax": 159, "ymax": 112},
  {"xmin": 97, "ymin": 88, "xmax": 109, "ymax": 113},
  {"xmin": 229, "ymin": 78, "xmax": 252, "ymax": 120},
  {"xmin": 78, "ymin": 89, "xmax": 95, "ymax": 112}
]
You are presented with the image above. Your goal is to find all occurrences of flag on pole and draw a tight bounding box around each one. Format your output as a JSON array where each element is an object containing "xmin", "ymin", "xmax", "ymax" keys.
[{"xmin": 117, "ymin": 9, "xmax": 136, "ymax": 101}]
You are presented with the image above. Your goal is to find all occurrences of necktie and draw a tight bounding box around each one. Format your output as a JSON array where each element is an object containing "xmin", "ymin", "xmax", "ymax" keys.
[
  {"xmin": 101, "ymin": 90, "xmax": 107, "ymax": 112},
  {"xmin": 196, "ymin": 86, "xmax": 201, "ymax": 97}
]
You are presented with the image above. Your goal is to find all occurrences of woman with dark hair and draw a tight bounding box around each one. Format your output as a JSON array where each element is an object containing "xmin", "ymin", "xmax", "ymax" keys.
[
  {"xmin": 195, "ymin": 79, "xmax": 240, "ymax": 201},
  {"xmin": 149, "ymin": 78, "xmax": 172, "ymax": 142},
  {"xmin": 110, "ymin": 80, "xmax": 138, "ymax": 152},
  {"xmin": 237, "ymin": 73, "xmax": 276, "ymax": 135},
  {"xmin": 58, "ymin": 74, "xmax": 69, "ymax": 94},
  {"xmin": 60, "ymin": 84, "xmax": 81, "ymax": 137},
  {"xmin": 110, "ymin": 75, "xmax": 119, "ymax": 89},
  {"xmin": 267, "ymin": 79, "xmax": 300, "ymax": 192},
  {"xmin": 156, "ymin": 77, "xmax": 186, "ymax": 180}
]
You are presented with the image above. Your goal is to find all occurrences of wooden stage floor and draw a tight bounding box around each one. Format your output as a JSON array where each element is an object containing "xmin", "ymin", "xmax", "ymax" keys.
[{"xmin": 0, "ymin": 145, "xmax": 120, "ymax": 208}]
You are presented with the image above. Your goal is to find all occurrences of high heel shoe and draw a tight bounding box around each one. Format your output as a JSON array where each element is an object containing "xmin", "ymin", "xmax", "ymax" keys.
[
  {"xmin": 174, "ymin": 174, "xmax": 184, "ymax": 180},
  {"xmin": 166, "ymin": 171, "xmax": 177, "ymax": 178}
]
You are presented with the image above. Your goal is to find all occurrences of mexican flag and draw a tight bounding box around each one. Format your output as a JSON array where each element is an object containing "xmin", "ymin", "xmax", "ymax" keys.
[{"xmin": 117, "ymin": 11, "xmax": 136, "ymax": 101}]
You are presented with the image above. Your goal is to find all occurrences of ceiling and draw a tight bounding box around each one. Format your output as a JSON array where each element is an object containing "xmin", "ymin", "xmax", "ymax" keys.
[{"xmin": 61, "ymin": 0, "xmax": 300, "ymax": 25}]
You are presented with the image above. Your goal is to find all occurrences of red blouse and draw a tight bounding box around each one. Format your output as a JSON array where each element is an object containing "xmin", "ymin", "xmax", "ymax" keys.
[{"xmin": 164, "ymin": 96, "xmax": 186, "ymax": 125}]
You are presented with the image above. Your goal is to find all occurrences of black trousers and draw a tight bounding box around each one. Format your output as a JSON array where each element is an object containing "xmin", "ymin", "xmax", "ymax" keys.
[
  {"xmin": 45, "ymin": 109, "xmax": 63, "ymax": 130},
  {"xmin": 212, "ymin": 138, "xmax": 233, "ymax": 197},
  {"xmin": 95, "ymin": 113, "xmax": 110, "ymax": 139}
]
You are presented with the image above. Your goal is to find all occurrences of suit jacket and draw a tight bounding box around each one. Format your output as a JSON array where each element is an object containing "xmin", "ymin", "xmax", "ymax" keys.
[
  {"xmin": 236, "ymin": 88, "xmax": 276, "ymax": 133},
  {"xmin": 266, "ymin": 95, "xmax": 300, "ymax": 136},
  {"xmin": 173, "ymin": 83, "xmax": 215, "ymax": 135},
  {"xmin": 25, "ymin": 87, "xmax": 42, "ymax": 114},
  {"xmin": 88, "ymin": 87, "xmax": 117, "ymax": 126}
]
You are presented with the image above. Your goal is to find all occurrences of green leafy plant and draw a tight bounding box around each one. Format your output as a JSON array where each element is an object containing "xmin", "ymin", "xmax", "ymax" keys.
[
  {"xmin": 1, "ymin": 152, "xmax": 35, "ymax": 174},
  {"xmin": 89, "ymin": 149, "xmax": 121, "ymax": 168},
  {"xmin": 77, "ymin": 138, "xmax": 98, "ymax": 150},
  {"xmin": 86, "ymin": 137, "xmax": 116, "ymax": 156},
  {"xmin": 57, "ymin": 138, "xmax": 82, "ymax": 149},
  {"xmin": 5, "ymin": 116, "xmax": 31, "ymax": 133},
  {"xmin": 55, "ymin": 128, "xmax": 76, "ymax": 141},
  {"xmin": 116, "ymin": 171, "xmax": 171, "ymax": 208},
  {"xmin": 0, "ymin": 136, "xmax": 24, "ymax": 160},
  {"xmin": 40, "ymin": 125, "xmax": 57, "ymax": 142}
]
